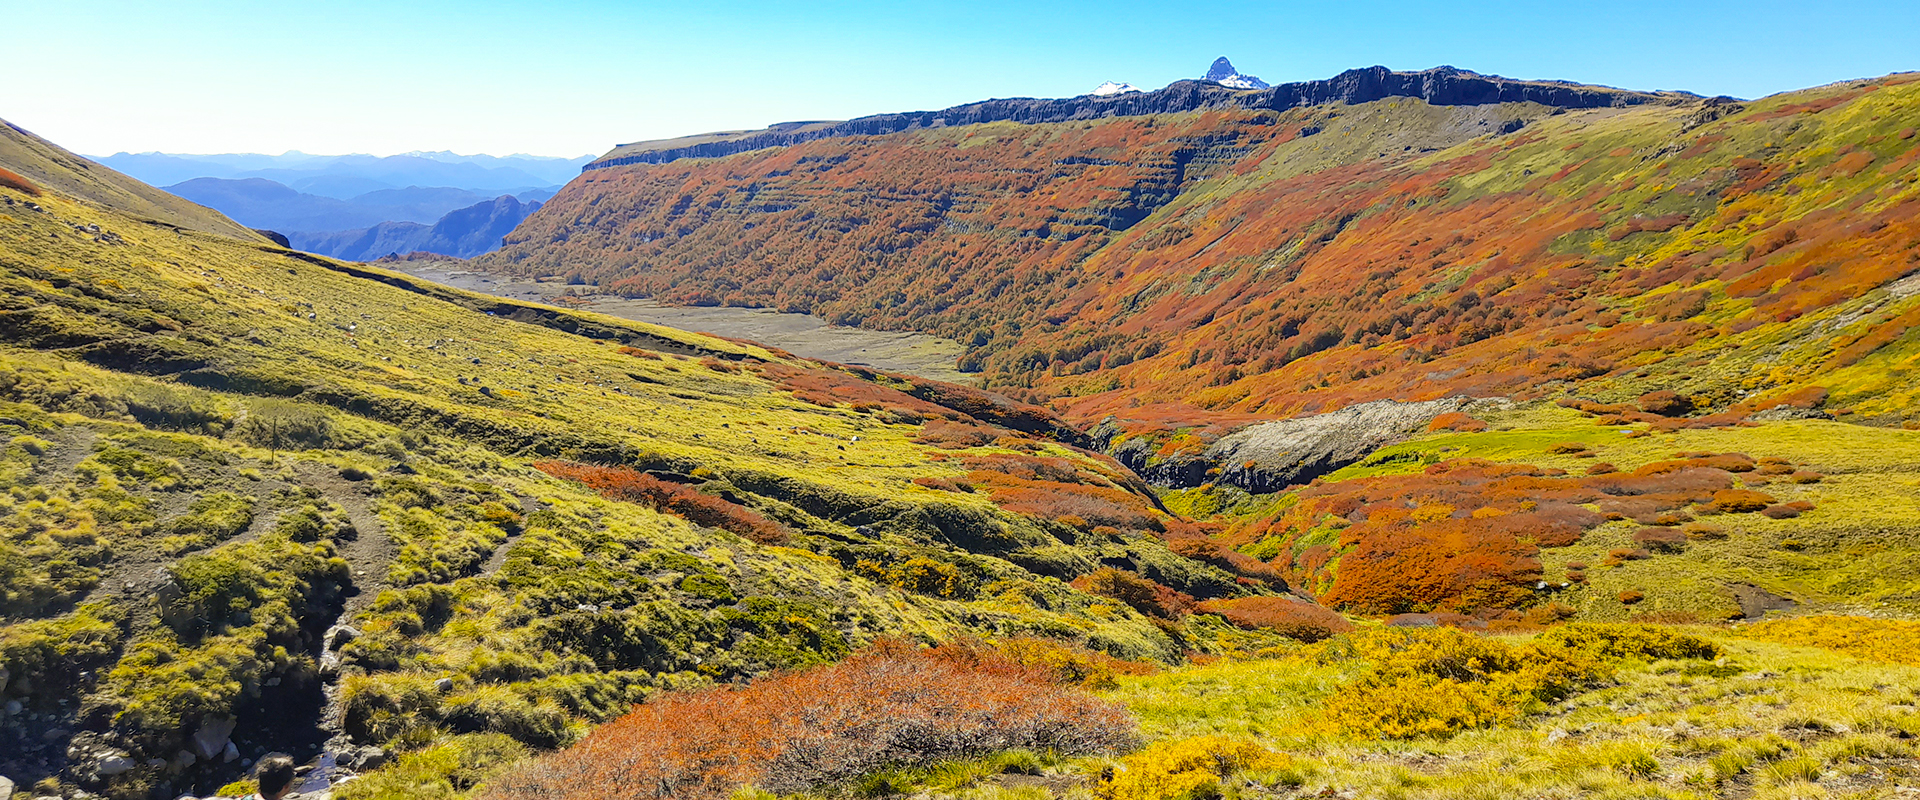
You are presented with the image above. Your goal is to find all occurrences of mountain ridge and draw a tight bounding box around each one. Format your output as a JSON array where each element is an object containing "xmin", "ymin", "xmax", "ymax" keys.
[{"xmin": 587, "ymin": 65, "xmax": 1691, "ymax": 169}]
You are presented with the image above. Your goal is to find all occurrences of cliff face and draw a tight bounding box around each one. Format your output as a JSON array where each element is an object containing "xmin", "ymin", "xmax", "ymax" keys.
[{"xmin": 588, "ymin": 66, "xmax": 1689, "ymax": 169}]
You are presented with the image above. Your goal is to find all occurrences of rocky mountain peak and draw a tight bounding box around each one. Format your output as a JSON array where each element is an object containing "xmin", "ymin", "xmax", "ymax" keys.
[{"xmin": 1205, "ymin": 56, "xmax": 1270, "ymax": 90}]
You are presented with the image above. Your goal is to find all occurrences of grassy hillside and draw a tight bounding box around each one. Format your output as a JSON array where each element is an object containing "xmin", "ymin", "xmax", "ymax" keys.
[
  {"xmin": 0, "ymin": 156, "xmax": 1266, "ymax": 799},
  {"xmin": 0, "ymin": 119, "xmax": 264, "ymax": 242},
  {"xmin": 480, "ymin": 74, "xmax": 1920, "ymax": 437}
]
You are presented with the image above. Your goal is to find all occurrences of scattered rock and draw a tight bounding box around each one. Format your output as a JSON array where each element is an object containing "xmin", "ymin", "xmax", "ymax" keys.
[
  {"xmin": 434, "ymin": 677, "xmax": 454, "ymax": 693},
  {"xmin": 223, "ymin": 741, "xmax": 240, "ymax": 763},
  {"xmin": 1731, "ymin": 584, "xmax": 1796, "ymax": 620},
  {"xmin": 96, "ymin": 754, "xmax": 136, "ymax": 776},
  {"xmin": 1749, "ymin": 407, "xmax": 1832, "ymax": 422},
  {"xmin": 193, "ymin": 715, "xmax": 238, "ymax": 761}
]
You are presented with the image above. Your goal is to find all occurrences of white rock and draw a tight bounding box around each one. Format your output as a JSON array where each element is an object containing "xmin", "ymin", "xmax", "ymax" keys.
[
  {"xmin": 223, "ymin": 741, "xmax": 240, "ymax": 762},
  {"xmin": 97, "ymin": 754, "xmax": 137, "ymax": 776},
  {"xmin": 194, "ymin": 715, "xmax": 238, "ymax": 760}
]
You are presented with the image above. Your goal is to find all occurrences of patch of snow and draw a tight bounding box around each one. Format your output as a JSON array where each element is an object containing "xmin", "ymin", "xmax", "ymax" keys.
[{"xmin": 1091, "ymin": 81, "xmax": 1144, "ymax": 96}]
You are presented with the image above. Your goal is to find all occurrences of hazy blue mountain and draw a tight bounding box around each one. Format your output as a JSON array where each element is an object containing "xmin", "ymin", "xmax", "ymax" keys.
[
  {"xmin": 289, "ymin": 173, "xmax": 397, "ymax": 199},
  {"xmin": 162, "ymin": 177, "xmax": 503, "ymax": 232},
  {"xmin": 287, "ymin": 194, "xmax": 543, "ymax": 261},
  {"xmin": 94, "ymin": 150, "xmax": 588, "ymax": 195}
]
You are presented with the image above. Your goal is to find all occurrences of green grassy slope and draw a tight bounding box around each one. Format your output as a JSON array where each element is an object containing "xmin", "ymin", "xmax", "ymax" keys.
[{"xmin": 0, "ymin": 118, "xmax": 263, "ymax": 241}]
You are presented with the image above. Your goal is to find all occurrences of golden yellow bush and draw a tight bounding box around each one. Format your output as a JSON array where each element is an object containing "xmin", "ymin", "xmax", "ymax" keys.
[
  {"xmin": 1312, "ymin": 625, "xmax": 1712, "ymax": 740},
  {"xmin": 1740, "ymin": 616, "xmax": 1920, "ymax": 667},
  {"xmin": 991, "ymin": 636, "xmax": 1154, "ymax": 690},
  {"xmin": 1098, "ymin": 736, "xmax": 1285, "ymax": 800}
]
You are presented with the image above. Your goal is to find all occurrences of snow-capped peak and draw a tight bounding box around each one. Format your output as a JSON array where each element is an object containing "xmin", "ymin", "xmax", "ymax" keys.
[
  {"xmin": 1091, "ymin": 81, "xmax": 1144, "ymax": 97},
  {"xmin": 1203, "ymin": 57, "xmax": 1269, "ymax": 90}
]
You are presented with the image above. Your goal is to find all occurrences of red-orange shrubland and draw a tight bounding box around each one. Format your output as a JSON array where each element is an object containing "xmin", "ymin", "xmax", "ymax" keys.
[
  {"xmin": 1071, "ymin": 567, "xmax": 1195, "ymax": 621},
  {"xmin": 534, "ymin": 461, "xmax": 788, "ymax": 544},
  {"xmin": 479, "ymin": 78, "xmax": 1920, "ymax": 434},
  {"xmin": 1221, "ymin": 453, "xmax": 1796, "ymax": 614},
  {"xmin": 477, "ymin": 640, "xmax": 1136, "ymax": 800},
  {"xmin": 1197, "ymin": 596, "xmax": 1353, "ymax": 641},
  {"xmin": 0, "ymin": 167, "xmax": 40, "ymax": 196}
]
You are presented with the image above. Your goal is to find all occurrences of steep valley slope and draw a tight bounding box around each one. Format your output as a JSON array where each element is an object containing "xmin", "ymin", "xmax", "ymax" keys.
[{"xmin": 479, "ymin": 70, "xmax": 1920, "ymax": 464}]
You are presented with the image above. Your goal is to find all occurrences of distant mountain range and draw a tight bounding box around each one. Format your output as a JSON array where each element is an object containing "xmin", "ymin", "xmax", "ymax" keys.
[
  {"xmin": 161, "ymin": 176, "xmax": 551, "ymax": 232},
  {"xmin": 86, "ymin": 149, "xmax": 585, "ymax": 261},
  {"xmin": 90, "ymin": 150, "xmax": 592, "ymax": 196}
]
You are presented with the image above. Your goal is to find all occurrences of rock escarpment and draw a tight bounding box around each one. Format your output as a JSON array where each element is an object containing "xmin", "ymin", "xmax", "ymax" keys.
[{"xmin": 588, "ymin": 66, "xmax": 1688, "ymax": 169}]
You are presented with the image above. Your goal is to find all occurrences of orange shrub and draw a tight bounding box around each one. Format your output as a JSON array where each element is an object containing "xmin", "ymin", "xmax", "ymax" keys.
[
  {"xmin": 913, "ymin": 419, "xmax": 1001, "ymax": 449},
  {"xmin": 0, "ymin": 167, "xmax": 40, "ymax": 196},
  {"xmin": 535, "ymin": 461, "xmax": 788, "ymax": 544},
  {"xmin": 477, "ymin": 640, "xmax": 1136, "ymax": 800},
  {"xmin": 1683, "ymin": 523, "xmax": 1727, "ymax": 540},
  {"xmin": 1637, "ymin": 390, "xmax": 1693, "ymax": 416},
  {"xmin": 1618, "ymin": 589, "xmax": 1645, "ymax": 604},
  {"xmin": 1632, "ymin": 527, "xmax": 1686, "ymax": 553},
  {"xmin": 1711, "ymin": 488, "xmax": 1776, "ymax": 513},
  {"xmin": 911, "ymin": 476, "xmax": 973, "ymax": 493},
  {"xmin": 1197, "ymin": 596, "xmax": 1352, "ymax": 642},
  {"xmin": 1072, "ymin": 568, "xmax": 1195, "ymax": 620}
]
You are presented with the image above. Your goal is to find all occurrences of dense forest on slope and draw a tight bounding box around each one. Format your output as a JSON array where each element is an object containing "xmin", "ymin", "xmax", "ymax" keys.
[{"xmin": 480, "ymin": 74, "xmax": 1920, "ymax": 442}]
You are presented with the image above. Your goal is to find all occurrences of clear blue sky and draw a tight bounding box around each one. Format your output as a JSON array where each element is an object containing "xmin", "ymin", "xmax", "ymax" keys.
[{"xmin": 4, "ymin": 0, "xmax": 1915, "ymax": 158}]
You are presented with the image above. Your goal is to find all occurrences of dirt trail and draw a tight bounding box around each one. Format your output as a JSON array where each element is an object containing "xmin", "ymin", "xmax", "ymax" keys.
[
  {"xmin": 478, "ymin": 492, "xmax": 541, "ymax": 578},
  {"xmin": 292, "ymin": 462, "xmax": 396, "ymax": 617}
]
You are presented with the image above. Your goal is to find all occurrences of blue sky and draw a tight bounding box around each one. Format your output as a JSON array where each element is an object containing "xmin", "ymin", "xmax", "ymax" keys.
[{"xmin": 3, "ymin": 0, "xmax": 1915, "ymax": 158}]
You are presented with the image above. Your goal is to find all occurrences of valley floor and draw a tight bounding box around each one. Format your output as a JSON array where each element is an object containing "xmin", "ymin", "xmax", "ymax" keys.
[{"xmin": 383, "ymin": 263, "xmax": 973, "ymax": 384}]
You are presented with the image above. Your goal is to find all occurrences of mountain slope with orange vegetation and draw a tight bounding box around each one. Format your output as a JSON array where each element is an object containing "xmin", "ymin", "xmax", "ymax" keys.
[{"xmin": 479, "ymin": 72, "xmax": 1920, "ymax": 470}]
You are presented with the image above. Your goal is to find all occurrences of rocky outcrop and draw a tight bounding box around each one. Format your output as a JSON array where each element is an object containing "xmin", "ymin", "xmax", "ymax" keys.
[
  {"xmin": 588, "ymin": 66, "xmax": 1691, "ymax": 169},
  {"xmin": 1102, "ymin": 398, "xmax": 1502, "ymax": 492}
]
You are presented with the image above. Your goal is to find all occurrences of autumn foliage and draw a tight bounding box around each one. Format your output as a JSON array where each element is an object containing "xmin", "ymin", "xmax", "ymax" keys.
[
  {"xmin": 477, "ymin": 639, "xmax": 1137, "ymax": 800},
  {"xmin": 1225, "ymin": 453, "xmax": 1795, "ymax": 613},
  {"xmin": 0, "ymin": 167, "xmax": 40, "ymax": 196},
  {"xmin": 1196, "ymin": 596, "xmax": 1352, "ymax": 642},
  {"xmin": 1318, "ymin": 624, "xmax": 1718, "ymax": 739},
  {"xmin": 533, "ymin": 461, "xmax": 788, "ymax": 544},
  {"xmin": 1071, "ymin": 568, "xmax": 1196, "ymax": 621},
  {"xmin": 478, "ymin": 75, "xmax": 1920, "ymax": 431}
]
